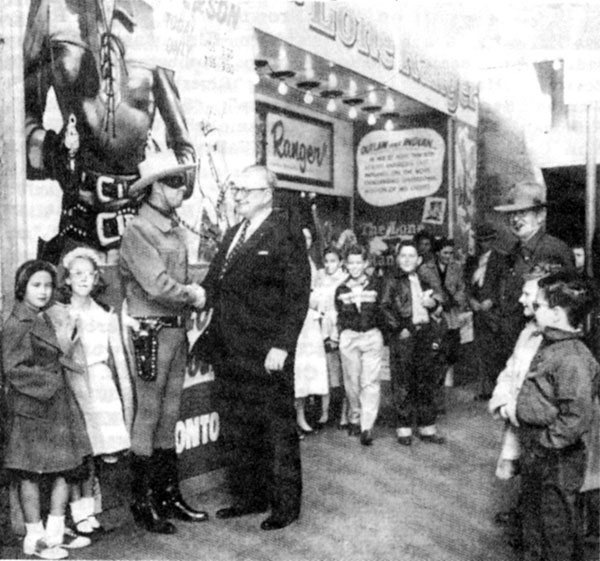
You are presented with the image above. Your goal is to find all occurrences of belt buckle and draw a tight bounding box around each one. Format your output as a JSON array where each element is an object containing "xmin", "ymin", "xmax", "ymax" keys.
[
  {"xmin": 96, "ymin": 175, "xmax": 122, "ymax": 203},
  {"xmin": 96, "ymin": 211, "xmax": 122, "ymax": 247}
]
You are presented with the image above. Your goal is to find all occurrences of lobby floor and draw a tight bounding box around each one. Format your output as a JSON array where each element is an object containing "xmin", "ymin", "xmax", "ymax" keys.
[{"xmin": 1, "ymin": 383, "xmax": 597, "ymax": 561}]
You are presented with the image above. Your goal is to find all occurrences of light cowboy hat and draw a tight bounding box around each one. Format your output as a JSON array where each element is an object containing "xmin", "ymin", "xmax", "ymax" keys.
[
  {"xmin": 129, "ymin": 149, "xmax": 196, "ymax": 199},
  {"xmin": 494, "ymin": 181, "xmax": 547, "ymax": 213}
]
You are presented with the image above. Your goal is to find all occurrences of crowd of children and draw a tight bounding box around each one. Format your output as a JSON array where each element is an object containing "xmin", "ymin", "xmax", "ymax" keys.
[{"xmin": 1, "ymin": 229, "xmax": 598, "ymax": 559}]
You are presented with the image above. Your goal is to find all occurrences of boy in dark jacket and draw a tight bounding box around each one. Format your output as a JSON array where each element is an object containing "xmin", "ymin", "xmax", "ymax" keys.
[
  {"xmin": 517, "ymin": 271, "xmax": 599, "ymax": 561},
  {"xmin": 334, "ymin": 245, "xmax": 383, "ymax": 446},
  {"xmin": 381, "ymin": 240, "xmax": 446, "ymax": 446}
]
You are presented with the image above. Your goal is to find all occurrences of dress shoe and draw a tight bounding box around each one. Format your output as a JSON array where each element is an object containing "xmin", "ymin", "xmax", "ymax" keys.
[
  {"xmin": 418, "ymin": 433, "xmax": 446, "ymax": 445},
  {"xmin": 260, "ymin": 515, "xmax": 298, "ymax": 531},
  {"xmin": 347, "ymin": 423, "xmax": 361, "ymax": 436},
  {"xmin": 474, "ymin": 393, "xmax": 492, "ymax": 402},
  {"xmin": 216, "ymin": 505, "xmax": 268, "ymax": 519},
  {"xmin": 360, "ymin": 429, "xmax": 373, "ymax": 446},
  {"xmin": 397, "ymin": 436, "xmax": 413, "ymax": 446}
]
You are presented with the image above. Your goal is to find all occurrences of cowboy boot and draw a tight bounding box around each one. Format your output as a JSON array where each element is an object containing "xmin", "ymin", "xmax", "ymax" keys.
[
  {"xmin": 152, "ymin": 449, "xmax": 209, "ymax": 523},
  {"xmin": 130, "ymin": 454, "xmax": 176, "ymax": 534}
]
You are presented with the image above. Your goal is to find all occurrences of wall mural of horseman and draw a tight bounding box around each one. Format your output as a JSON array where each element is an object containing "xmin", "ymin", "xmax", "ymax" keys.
[{"xmin": 24, "ymin": 0, "xmax": 200, "ymax": 264}]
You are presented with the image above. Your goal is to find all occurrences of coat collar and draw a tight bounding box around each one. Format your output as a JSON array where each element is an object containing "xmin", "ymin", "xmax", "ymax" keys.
[
  {"xmin": 13, "ymin": 301, "xmax": 41, "ymax": 322},
  {"xmin": 13, "ymin": 302, "xmax": 61, "ymax": 351},
  {"xmin": 541, "ymin": 326, "xmax": 583, "ymax": 343}
]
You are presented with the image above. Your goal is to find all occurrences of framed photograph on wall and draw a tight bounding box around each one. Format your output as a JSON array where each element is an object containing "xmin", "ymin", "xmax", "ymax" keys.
[
  {"xmin": 257, "ymin": 102, "xmax": 334, "ymax": 188},
  {"xmin": 422, "ymin": 196, "xmax": 447, "ymax": 225}
]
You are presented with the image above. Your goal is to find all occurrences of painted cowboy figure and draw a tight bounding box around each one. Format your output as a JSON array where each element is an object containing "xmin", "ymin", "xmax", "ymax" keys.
[{"xmin": 24, "ymin": 0, "xmax": 196, "ymax": 262}]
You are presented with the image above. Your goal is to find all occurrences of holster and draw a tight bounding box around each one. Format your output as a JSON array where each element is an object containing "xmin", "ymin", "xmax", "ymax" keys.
[{"xmin": 131, "ymin": 319, "xmax": 165, "ymax": 382}]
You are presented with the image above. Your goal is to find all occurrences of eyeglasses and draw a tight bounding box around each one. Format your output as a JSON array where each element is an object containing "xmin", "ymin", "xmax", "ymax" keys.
[
  {"xmin": 160, "ymin": 175, "xmax": 186, "ymax": 189},
  {"xmin": 230, "ymin": 186, "xmax": 269, "ymax": 197},
  {"xmin": 532, "ymin": 301, "xmax": 549, "ymax": 311},
  {"xmin": 70, "ymin": 271, "xmax": 97, "ymax": 280}
]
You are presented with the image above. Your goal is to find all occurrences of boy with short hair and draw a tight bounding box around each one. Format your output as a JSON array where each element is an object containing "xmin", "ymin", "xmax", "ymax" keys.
[
  {"xmin": 334, "ymin": 245, "xmax": 383, "ymax": 446},
  {"xmin": 381, "ymin": 240, "xmax": 446, "ymax": 446},
  {"xmin": 516, "ymin": 271, "xmax": 599, "ymax": 561}
]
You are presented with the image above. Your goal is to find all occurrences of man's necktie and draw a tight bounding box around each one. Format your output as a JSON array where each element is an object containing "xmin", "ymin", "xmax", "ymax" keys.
[{"xmin": 219, "ymin": 219, "xmax": 250, "ymax": 279}]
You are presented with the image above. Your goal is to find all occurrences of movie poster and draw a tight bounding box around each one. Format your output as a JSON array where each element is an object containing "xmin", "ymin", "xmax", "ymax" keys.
[{"xmin": 353, "ymin": 114, "xmax": 449, "ymax": 273}]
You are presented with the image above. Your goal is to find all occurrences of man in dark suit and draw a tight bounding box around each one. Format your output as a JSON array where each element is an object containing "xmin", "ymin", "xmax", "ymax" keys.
[
  {"xmin": 200, "ymin": 165, "xmax": 311, "ymax": 531},
  {"xmin": 465, "ymin": 223, "xmax": 509, "ymax": 399}
]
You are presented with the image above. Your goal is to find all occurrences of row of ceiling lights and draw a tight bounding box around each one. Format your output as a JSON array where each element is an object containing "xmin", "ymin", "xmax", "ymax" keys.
[{"xmin": 254, "ymin": 47, "xmax": 401, "ymax": 130}]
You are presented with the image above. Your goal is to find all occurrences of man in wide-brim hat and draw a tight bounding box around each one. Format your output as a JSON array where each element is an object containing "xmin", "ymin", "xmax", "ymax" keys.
[
  {"xmin": 119, "ymin": 149, "xmax": 209, "ymax": 535},
  {"xmin": 493, "ymin": 180, "xmax": 575, "ymax": 355}
]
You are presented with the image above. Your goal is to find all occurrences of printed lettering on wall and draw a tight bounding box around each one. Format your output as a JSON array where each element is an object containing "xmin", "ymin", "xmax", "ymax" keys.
[{"xmin": 357, "ymin": 128, "xmax": 445, "ymax": 207}]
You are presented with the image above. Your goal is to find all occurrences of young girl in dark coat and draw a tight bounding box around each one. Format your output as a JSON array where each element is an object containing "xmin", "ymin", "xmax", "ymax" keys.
[{"xmin": 2, "ymin": 260, "xmax": 92, "ymax": 559}]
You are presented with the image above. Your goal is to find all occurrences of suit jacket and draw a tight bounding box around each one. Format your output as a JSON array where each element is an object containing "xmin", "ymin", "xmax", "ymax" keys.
[
  {"xmin": 201, "ymin": 209, "xmax": 311, "ymax": 363},
  {"xmin": 465, "ymin": 249, "xmax": 508, "ymax": 306},
  {"xmin": 418, "ymin": 260, "xmax": 466, "ymax": 329}
]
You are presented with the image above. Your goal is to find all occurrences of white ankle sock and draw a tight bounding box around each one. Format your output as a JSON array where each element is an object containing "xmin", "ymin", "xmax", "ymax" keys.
[
  {"xmin": 82, "ymin": 497, "xmax": 100, "ymax": 527},
  {"xmin": 69, "ymin": 499, "xmax": 87, "ymax": 524},
  {"xmin": 24, "ymin": 521, "xmax": 45, "ymax": 549},
  {"xmin": 45, "ymin": 515, "xmax": 65, "ymax": 547}
]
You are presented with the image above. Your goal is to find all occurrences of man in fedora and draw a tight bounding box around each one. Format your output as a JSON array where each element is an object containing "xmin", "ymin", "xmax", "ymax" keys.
[
  {"xmin": 494, "ymin": 181, "xmax": 574, "ymax": 355},
  {"xmin": 119, "ymin": 149, "xmax": 209, "ymax": 534},
  {"xmin": 465, "ymin": 222, "xmax": 509, "ymax": 399}
]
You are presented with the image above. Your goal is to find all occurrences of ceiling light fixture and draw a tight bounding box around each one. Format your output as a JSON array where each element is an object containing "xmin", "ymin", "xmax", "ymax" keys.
[
  {"xmin": 381, "ymin": 111, "xmax": 400, "ymax": 132},
  {"xmin": 253, "ymin": 59, "xmax": 268, "ymax": 86},
  {"xmin": 343, "ymin": 96, "xmax": 364, "ymax": 121},
  {"xmin": 321, "ymin": 88, "xmax": 343, "ymax": 113},
  {"xmin": 278, "ymin": 80, "xmax": 289, "ymax": 95},
  {"xmin": 297, "ymin": 80, "xmax": 320, "ymax": 105},
  {"xmin": 270, "ymin": 70, "xmax": 296, "ymax": 96},
  {"xmin": 362, "ymin": 103, "xmax": 382, "ymax": 127}
]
